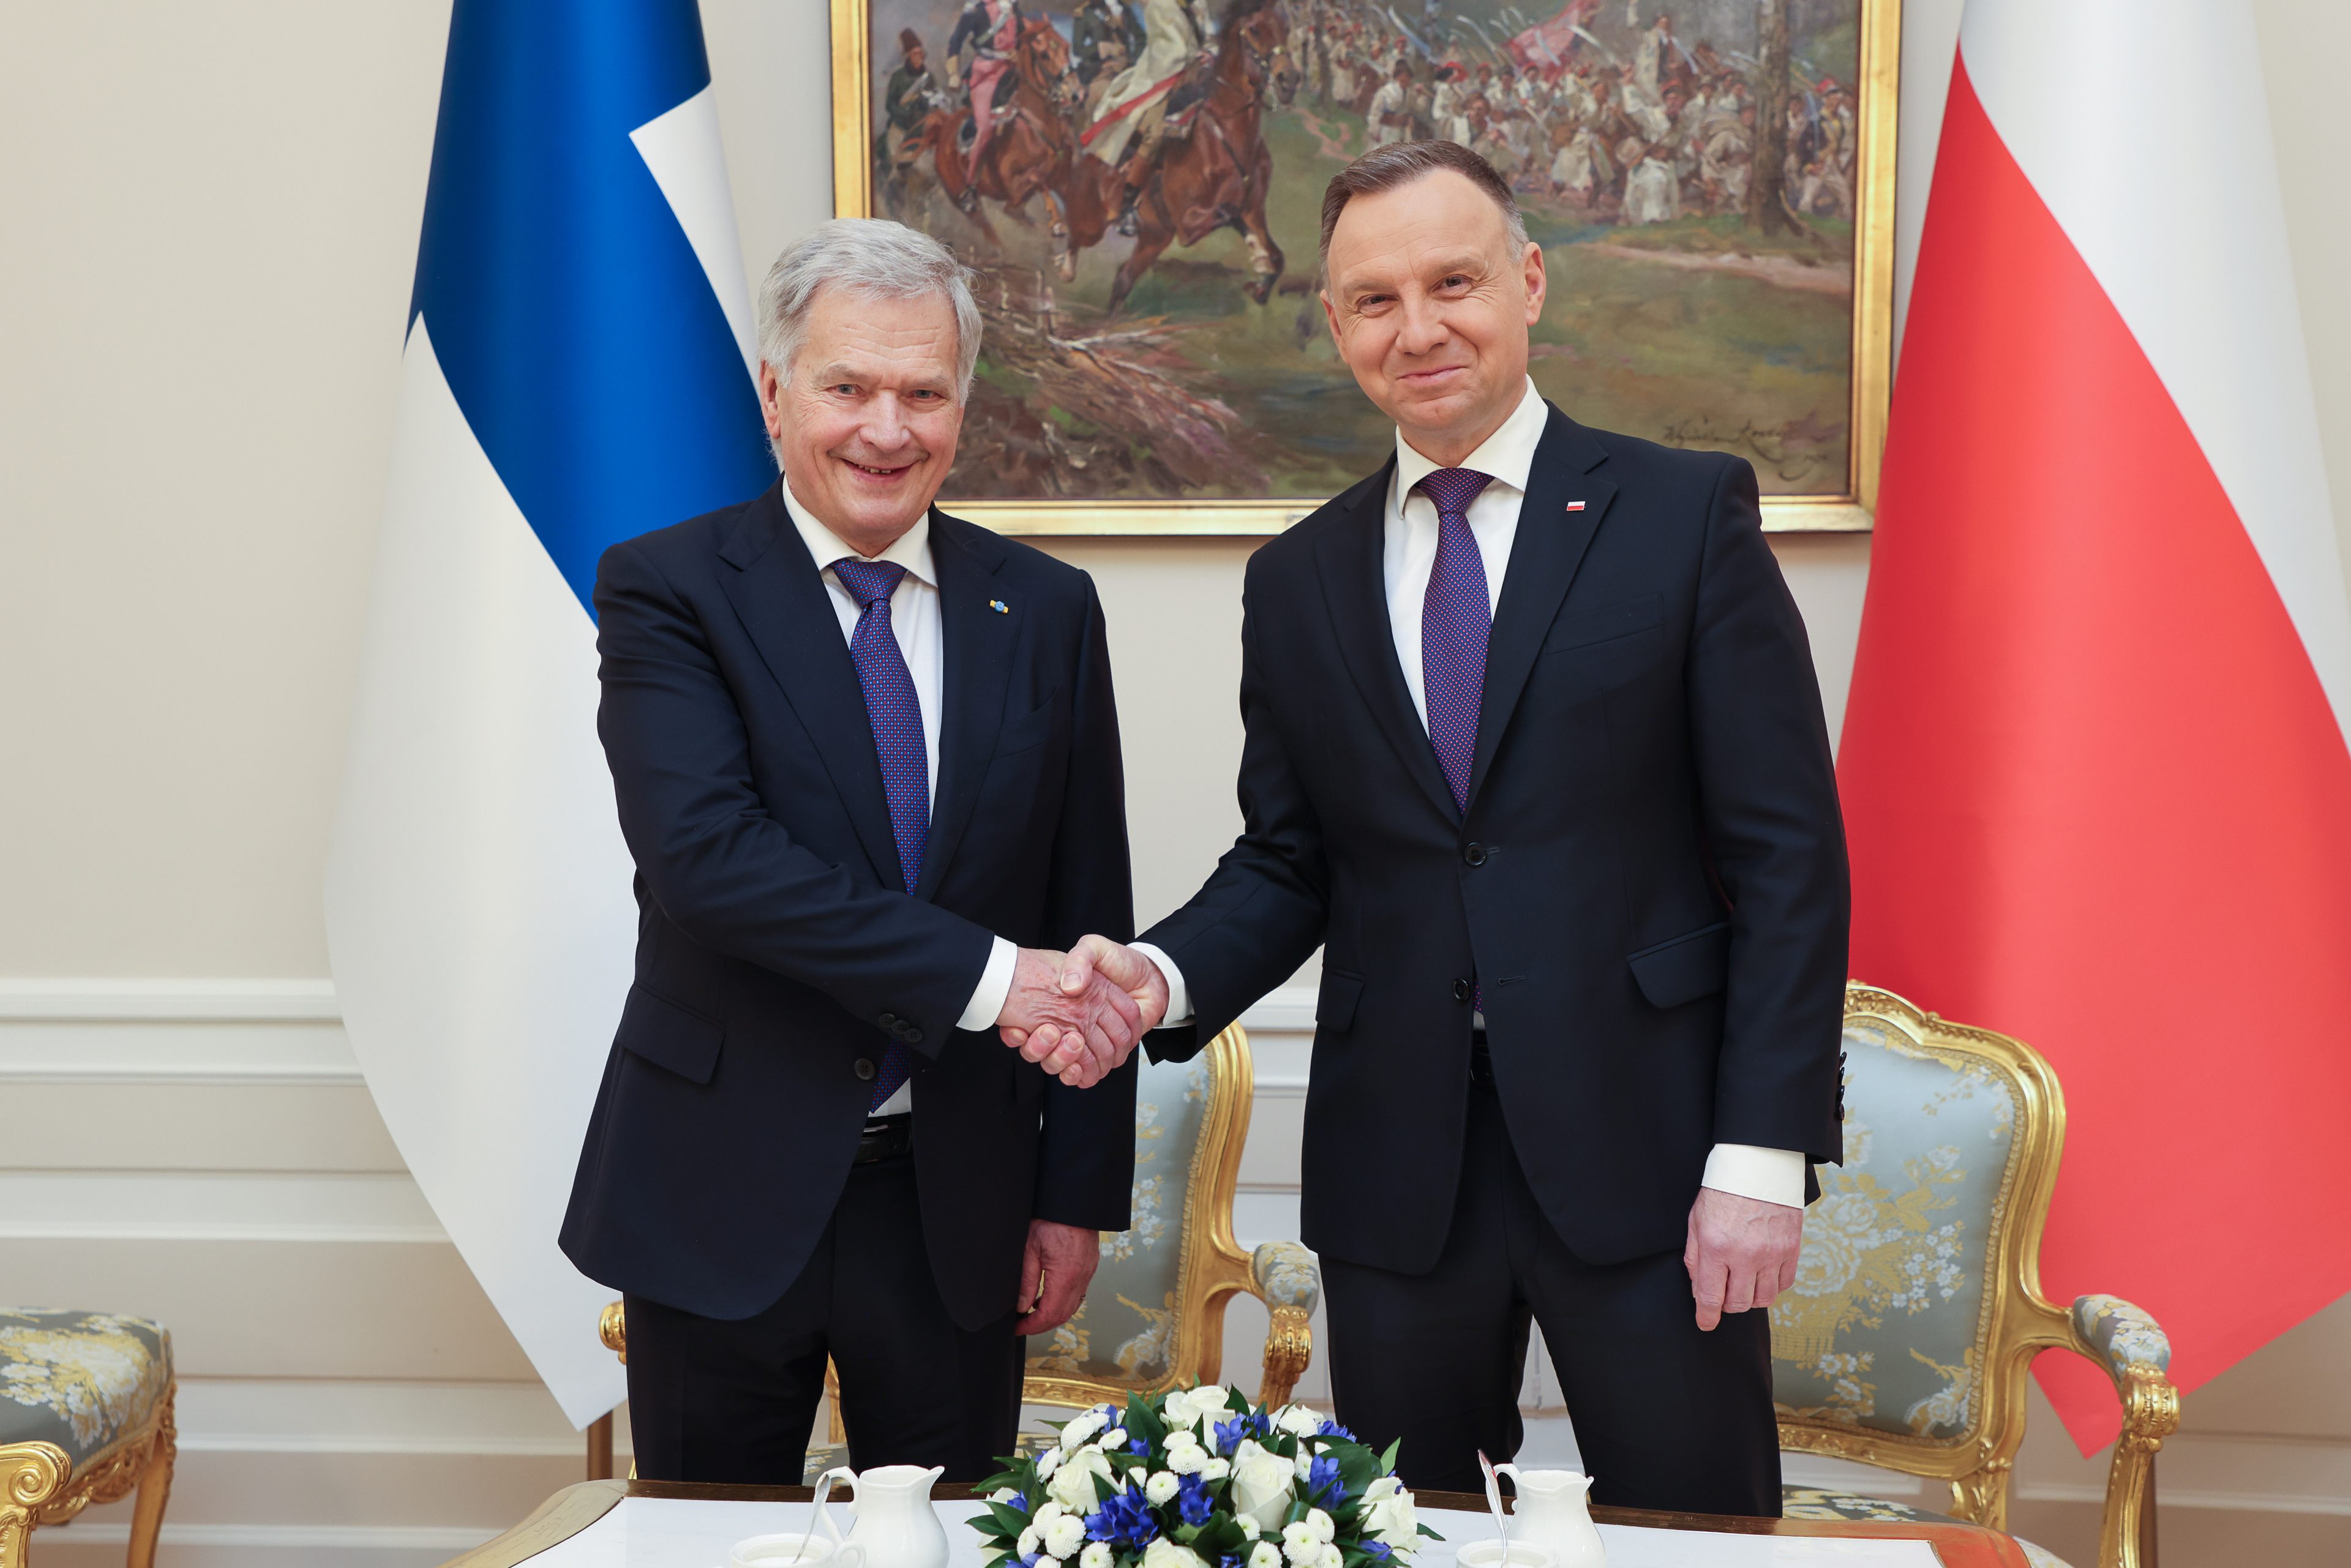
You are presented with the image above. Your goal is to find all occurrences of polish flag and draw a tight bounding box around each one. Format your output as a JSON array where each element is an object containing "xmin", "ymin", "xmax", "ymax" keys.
[{"xmin": 1837, "ymin": 0, "xmax": 2351, "ymax": 1451}]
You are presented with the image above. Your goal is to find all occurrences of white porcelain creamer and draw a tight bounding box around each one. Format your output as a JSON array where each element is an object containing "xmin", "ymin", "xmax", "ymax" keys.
[
  {"xmin": 812, "ymin": 1464, "xmax": 950, "ymax": 1568},
  {"xmin": 1493, "ymin": 1466, "xmax": 1605, "ymax": 1568}
]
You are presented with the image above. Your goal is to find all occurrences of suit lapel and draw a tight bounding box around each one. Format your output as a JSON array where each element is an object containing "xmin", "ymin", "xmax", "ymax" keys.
[
  {"xmin": 715, "ymin": 482, "xmax": 906, "ymax": 890},
  {"xmin": 1468, "ymin": 406, "xmax": 1615, "ymax": 804},
  {"xmin": 919, "ymin": 509, "xmax": 1015, "ymax": 901},
  {"xmin": 1311, "ymin": 461, "xmax": 1463, "ymax": 825}
]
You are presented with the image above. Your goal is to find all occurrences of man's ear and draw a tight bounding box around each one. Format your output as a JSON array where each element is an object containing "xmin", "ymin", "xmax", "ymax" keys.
[
  {"xmin": 1320, "ymin": 288, "xmax": 1341, "ymax": 346},
  {"xmin": 1521, "ymin": 241, "xmax": 1548, "ymax": 324},
  {"xmin": 757, "ymin": 360, "xmax": 786, "ymax": 439}
]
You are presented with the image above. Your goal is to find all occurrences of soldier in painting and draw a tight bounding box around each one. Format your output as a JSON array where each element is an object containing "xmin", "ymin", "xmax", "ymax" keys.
[
  {"xmin": 876, "ymin": 29, "xmax": 944, "ymax": 209},
  {"xmin": 1072, "ymin": 0, "xmax": 1144, "ymax": 111},
  {"xmin": 946, "ymin": 0, "xmax": 1026, "ymax": 209}
]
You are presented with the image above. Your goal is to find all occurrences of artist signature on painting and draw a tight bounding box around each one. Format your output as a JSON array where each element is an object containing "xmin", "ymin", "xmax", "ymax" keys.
[{"xmin": 1662, "ymin": 415, "xmax": 1845, "ymax": 485}]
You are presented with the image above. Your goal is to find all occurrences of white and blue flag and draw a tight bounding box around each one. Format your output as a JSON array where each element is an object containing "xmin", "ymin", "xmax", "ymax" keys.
[{"xmin": 326, "ymin": 0, "xmax": 773, "ymax": 1425}]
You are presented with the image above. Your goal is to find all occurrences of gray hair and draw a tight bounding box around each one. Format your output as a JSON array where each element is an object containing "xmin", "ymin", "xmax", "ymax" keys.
[{"xmin": 756, "ymin": 218, "xmax": 983, "ymax": 397}]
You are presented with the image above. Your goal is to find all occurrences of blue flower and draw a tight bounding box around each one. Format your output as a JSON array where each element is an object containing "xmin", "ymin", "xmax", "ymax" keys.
[
  {"xmin": 1364, "ymin": 1544, "xmax": 1393, "ymax": 1562},
  {"xmin": 1019, "ymin": 1555, "xmax": 1044, "ymax": 1568},
  {"xmin": 1087, "ymin": 1485, "xmax": 1158, "ymax": 1548},
  {"xmin": 1305, "ymin": 1455, "xmax": 1346, "ymax": 1503},
  {"xmin": 1130, "ymin": 1437, "xmax": 1152, "ymax": 1456},
  {"xmin": 1177, "ymin": 1475, "xmax": 1216, "ymax": 1526},
  {"xmin": 1212, "ymin": 1412, "xmax": 1270, "ymax": 1457},
  {"xmin": 1315, "ymin": 1419, "xmax": 1357, "ymax": 1443}
]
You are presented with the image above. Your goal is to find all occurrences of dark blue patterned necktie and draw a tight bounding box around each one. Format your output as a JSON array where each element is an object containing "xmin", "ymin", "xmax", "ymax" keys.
[
  {"xmin": 831, "ymin": 557, "xmax": 926, "ymax": 1109},
  {"xmin": 1418, "ymin": 467, "xmax": 1495, "ymax": 812}
]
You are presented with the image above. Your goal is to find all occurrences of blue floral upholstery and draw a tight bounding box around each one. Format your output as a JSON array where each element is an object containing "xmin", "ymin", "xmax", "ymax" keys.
[
  {"xmin": 2073, "ymin": 1296, "xmax": 2170, "ymax": 1379},
  {"xmin": 1251, "ymin": 1242, "xmax": 1318, "ymax": 1314},
  {"xmin": 1769, "ymin": 1015, "xmax": 2019, "ymax": 1440},
  {"xmin": 1027, "ymin": 1053, "xmax": 1217, "ymax": 1384},
  {"xmin": 0, "ymin": 1310, "xmax": 173, "ymax": 1472}
]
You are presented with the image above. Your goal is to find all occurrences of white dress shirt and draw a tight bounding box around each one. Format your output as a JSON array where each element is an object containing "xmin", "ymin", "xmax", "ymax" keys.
[
  {"xmin": 784, "ymin": 486, "xmax": 1018, "ymax": 1114},
  {"xmin": 1131, "ymin": 382, "xmax": 1805, "ymax": 1207}
]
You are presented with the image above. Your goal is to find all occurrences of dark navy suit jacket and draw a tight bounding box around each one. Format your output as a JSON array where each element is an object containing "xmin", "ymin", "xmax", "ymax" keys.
[
  {"xmin": 1141, "ymin": 407, "xmax": 1850, "ymax": 1274},
  {"xmin": 560, "ymin": 481, "xmax": 1137, "ymax": 1327}
]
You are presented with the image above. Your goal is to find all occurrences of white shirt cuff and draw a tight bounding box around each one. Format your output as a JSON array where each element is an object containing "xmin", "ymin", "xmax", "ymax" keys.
[
  {"xmin": 1127, "ymin": 942, "xmax": 1193, "ymax": 1027},
  {"xmin": 1700, "ymin": 1143, "xmax": 1808, "ymax": 1209},
  {"xmin": 956, "ymin": 936, "xmax": 1020, "ymax": 1032}
]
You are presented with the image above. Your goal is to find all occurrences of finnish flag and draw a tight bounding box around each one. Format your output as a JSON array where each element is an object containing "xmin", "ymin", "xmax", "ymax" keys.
[{"xmin": 326, "ymin": 0, "xmax": 774, "ymax": 1425}]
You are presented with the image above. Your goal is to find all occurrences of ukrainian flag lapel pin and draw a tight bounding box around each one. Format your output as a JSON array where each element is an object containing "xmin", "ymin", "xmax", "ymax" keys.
[{"xmin": 988, "ymin": 598, "xmax": 1010, "ymax": 615}]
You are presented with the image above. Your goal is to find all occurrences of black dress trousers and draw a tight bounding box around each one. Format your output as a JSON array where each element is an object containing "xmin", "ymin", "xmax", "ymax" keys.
[
  {"xmin": 623, "ymin": 1146, "xmax": 1022, "ymax": 1484},
  {"xmin": 1321, "ymin": 1068, "xmax": 1781, "ymax": 1515}
]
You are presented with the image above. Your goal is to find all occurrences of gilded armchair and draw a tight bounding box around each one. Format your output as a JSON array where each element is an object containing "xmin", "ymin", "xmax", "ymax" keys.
[
  {"xmin": 597, "ymin": 1024, "xmax": 1319, "ymax": 1479},
  {"xmin": 1772, "ymin": 985, "xmax": 2179, "ymax": 1568},
  {"xmin": 0, "ymin": 1310, "xmax": 177, "ymax": 1568}
]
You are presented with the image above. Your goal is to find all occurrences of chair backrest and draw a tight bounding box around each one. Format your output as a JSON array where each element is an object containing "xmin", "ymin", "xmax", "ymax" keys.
[
  {"xmin": 1772, "ymin": 985, "xmax": 2077, "ymax": 1525},
  {"xmin": 1022, "ymin": 1026, "xmax": 1257, "ymax": 1410}
]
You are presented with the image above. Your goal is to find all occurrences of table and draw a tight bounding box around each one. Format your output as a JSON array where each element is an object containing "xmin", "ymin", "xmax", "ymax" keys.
[{"xmin": 436, "ymin": 1483, "xmax": 2031, "ymax": 1568}]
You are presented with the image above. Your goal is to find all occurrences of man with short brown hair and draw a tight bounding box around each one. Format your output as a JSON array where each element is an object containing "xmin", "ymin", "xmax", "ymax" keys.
[{"xmin": 1018, "ymin": 142, "xmax": 1849, "ymax": 1514}]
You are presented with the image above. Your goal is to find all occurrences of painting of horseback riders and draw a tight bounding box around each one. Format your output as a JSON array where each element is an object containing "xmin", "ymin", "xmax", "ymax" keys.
[{"xmin": 853, "ymin": 0, "xmax": 1881, "ymax": 511}]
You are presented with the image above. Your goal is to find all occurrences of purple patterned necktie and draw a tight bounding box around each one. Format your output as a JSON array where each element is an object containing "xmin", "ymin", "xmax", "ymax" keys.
[
  {"xmin": 1418, "ymin": 467, "xmax": 1495, "ymax": 813},
  {"xmin": 832, "ymin": 557, "xmax": 927, "ymax": 1109}
]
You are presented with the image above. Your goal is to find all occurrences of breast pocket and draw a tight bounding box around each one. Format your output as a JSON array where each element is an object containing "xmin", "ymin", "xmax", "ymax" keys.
[
  {"xmin": 1543, "ymin": 593, "xmax": 1663, "ymax": 656},
  {"xmin": 993, "ymin": 687, "xmax": 1066, "ymax": 759}
]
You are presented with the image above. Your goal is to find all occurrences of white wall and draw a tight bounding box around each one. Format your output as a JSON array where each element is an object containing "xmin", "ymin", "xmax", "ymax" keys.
[{"xmin": 2, "ymin": 1, "xmax": 2347, "ymax": 1564}]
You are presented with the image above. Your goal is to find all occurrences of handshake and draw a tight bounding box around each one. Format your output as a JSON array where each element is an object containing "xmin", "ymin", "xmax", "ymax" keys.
[{"xmin": 993, "ymin": 936, "xmax": 1170, "ymax": 1087}]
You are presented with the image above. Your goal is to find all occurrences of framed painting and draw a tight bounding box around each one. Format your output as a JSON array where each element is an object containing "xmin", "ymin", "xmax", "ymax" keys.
[{"xmin": 828, "ymin": 0, "xmax": 1896, "ymax": 533}]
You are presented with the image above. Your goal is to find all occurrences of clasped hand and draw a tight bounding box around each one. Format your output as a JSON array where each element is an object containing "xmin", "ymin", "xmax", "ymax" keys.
[{"xmin": 996, "ymin": 937, "xmax": 1169, "ymax": 1087}]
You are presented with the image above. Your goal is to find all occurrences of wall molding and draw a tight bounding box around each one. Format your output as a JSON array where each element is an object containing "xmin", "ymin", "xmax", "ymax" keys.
[{"xmin": 0, "ymin": 978, "xmax": 340, "ymax": 1022}]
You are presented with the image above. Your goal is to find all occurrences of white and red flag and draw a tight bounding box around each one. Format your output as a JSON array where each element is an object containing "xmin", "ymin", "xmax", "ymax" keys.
[{"xmin": 1839, "ymin": 0, "xmax": 2351, "ymax": 1451}]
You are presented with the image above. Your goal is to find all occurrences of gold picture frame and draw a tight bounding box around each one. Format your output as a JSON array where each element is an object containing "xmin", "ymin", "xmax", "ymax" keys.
[{"xmin": 830, "ymin": 0, "xmax": 1898, "ymax": 535}]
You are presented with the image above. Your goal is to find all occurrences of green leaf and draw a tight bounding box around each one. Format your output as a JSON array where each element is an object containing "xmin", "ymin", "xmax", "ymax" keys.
[
  {"xmin": 1377, "ymin": 1439, "xmax": 1401, "ymax": 1474},
  {"xmin": 1124, "ymin": 1393, "xmax": 1169, "ymax": 1447}
]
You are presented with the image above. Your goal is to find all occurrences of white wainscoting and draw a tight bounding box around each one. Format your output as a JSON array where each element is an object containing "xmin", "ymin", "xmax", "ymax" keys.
[{"xmin": 4, "ymin": 981, "xmax": 2345, "ymax": 1568}]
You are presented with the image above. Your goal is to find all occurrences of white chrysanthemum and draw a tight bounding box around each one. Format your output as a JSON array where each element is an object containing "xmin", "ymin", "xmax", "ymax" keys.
[
  {"xmin": 1018, "ymin": 1526, "xmax": 1043, "ymax": 1556},
  {"xmin": 1163, "ymin": 1430, "xmax": 1209, "ymax": 1475},
  {"xmin": 989, "ymin": 1487, "xmax": 1022, "ymax": 1504},
  {"xmin": 1145, "ymin": 1470, "xmax": 1181, "ymax": 1505},
  {"xmin": 1248, "ymin": 1543, "xmax": 1284, "ymax": 1568},
  {"xmin": 1100, "ymin": 1427, "xmax": 1129, "ymax": 1451},
  {"xmin": 1062, "ymin": 1409, "xmax": 1111, "ymax": 1449},
  {"xmin": 1303, "ymin": 1509, "xmax": 1334, "ymax": 1544},
  {"xmin": 1038, "ymin": 1447, "xmax": 1066, "ymax": 1480},
  {"xmin": 1199, "ymin": 1457, "xmax": 1231, "ymax": 1482},
  {"xmin": 1081, "ymin": 1544, "xmax": 1115, "ymax": 1568},
  {"xmin": 1043, "ymin": 1514, "xmax": 1088, "ymax": 1558}
]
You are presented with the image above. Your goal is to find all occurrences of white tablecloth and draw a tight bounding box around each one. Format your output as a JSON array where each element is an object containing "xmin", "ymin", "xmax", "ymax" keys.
[{"xmin": 512, "ymin": 1499, "xmax": 1942, "ymax": 1568}]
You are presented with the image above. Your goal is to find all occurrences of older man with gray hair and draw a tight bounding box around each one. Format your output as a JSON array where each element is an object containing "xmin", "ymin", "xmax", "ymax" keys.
[{"xmin": 560, "ymin": 218, "xmax": 1142, "ymax": 1482}]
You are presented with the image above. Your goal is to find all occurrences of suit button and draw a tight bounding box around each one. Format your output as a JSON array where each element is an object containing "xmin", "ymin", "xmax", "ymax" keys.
[
  {"xmin": 1463, "ymin": 842, "xmax": 1487, "ymax": 866},
  {"xmin": 1452, "ymin": 979, "xmax": 1471, "ymax": 1003},
  {"xmin": 879, "ymin": 1013, "xmax": 898, "ymax": 1027},
  {"xmin": 901, "ymin": 1027, "xmax": 923, "ymax": 1045},
  {"xmin": 853, "ymin": 1057, "xmax": 878, "ymax": 1081}
]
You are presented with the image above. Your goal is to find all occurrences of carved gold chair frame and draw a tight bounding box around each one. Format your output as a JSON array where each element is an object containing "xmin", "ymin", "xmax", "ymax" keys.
[
  {"xmin": 594, "ymin": 1026, "xmax": 1313, "ymax": 1472},
  {"xmin": 1783, "ymin": 986, "xmax": 2180, "ymax": 1568},
  {"xmin": 0, "ymin": 1383, "xmax": 176, "ymax": 1568}
]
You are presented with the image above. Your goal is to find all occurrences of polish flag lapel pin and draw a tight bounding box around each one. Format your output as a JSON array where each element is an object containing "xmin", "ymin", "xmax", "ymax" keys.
[{"xmin": 1565, "ymin": 500, "xmax": 1588, "ymax": 511}]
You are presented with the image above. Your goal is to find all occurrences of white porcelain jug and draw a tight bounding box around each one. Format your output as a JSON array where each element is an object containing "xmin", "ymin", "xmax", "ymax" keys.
[
  {"xmin": 812, "ymin": 1465, "xmax": 950, "ymax": 1568},
  {"xmin": 1493, "ymin": 1466, "xmax": 1605, "ymax": 1568}
]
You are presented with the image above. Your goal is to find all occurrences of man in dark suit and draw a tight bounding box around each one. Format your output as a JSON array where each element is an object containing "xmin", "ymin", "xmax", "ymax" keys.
[
  {"xmin": 560, "ymin": 219, "xmax": 1144, "ymax": 1484},
  {"xmin": 1014, "ymin": 143, "xmax": 1848, "ymax": 1514}
]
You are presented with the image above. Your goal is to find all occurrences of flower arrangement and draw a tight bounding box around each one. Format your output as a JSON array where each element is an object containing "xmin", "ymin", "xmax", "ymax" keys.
[{"xmin": 970, "ymin": 1387, "xmax": 1437, "ymax": 1568}]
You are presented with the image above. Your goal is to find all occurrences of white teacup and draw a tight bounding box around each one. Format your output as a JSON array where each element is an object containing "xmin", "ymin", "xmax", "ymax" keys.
[
  {"xmin": 731, "ymin": 1532, "xmax": 866, "ymax": 1568},
  {"xmin": 1453, "ymin": 1542, "xmax": 1557, "ymax": 1568}
]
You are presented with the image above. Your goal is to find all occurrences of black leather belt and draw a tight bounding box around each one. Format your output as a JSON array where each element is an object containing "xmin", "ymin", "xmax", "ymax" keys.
[
  {"xmin": 1469, "ymin": 1032, "xmax": 1494, "ymax": 1087},
  {"xmin": 855, "ymin": 1114, "xmax": 913, "ymax": 1164}
]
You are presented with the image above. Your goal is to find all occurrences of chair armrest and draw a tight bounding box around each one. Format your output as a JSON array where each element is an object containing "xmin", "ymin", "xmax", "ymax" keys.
[
  {"xmin": 1250, "ymin": 1242, "xmax": 1321, "ymax": 1315},
  {"xmin": 1246, "ymin": 1243, "xmax": 1319, "ymax": 1408},
  {"xmin": 2066, "ymin": 1295, "xmax": 2179, "ymax": 1568},
  {"xmin": 2071, "ymin": 1294, "xmax": 2172, "ymax": 1381}
]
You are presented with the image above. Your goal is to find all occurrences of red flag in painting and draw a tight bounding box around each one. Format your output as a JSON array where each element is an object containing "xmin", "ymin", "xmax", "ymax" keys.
[{"xmin": 1839, "ymin": 0, "xmax": 2351, "ymax": 1452}]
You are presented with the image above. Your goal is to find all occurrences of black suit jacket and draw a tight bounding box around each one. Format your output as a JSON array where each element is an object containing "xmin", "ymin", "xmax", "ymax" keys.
[
  {"xmin": 1141, "ymin": 407, "xmax": 1848, "ymax": 1274},
  {"xmin": 560, "ymin": 481, "xmax": 1138, "ymax": 1327}
]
